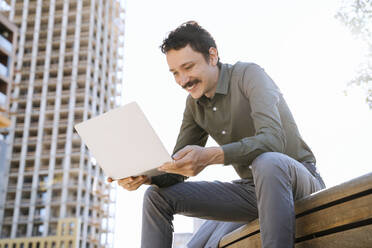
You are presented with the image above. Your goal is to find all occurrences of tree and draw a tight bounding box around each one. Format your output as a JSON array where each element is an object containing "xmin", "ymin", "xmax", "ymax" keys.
[{"xmin": 336, "ymin": 0, "xmax": 372, "ymax": 109}]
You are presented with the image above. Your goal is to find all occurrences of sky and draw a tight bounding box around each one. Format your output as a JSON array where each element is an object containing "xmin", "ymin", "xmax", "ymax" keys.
[{"xmin": 113, "ymin": 0, "xmax": 372, "ymax": 247}]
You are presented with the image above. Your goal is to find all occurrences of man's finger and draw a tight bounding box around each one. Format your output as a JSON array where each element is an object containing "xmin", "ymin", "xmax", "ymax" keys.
[
  {"xmin": 118, "ymin": 176, "xmax": 137, "ymax": 185},
  {"xmin": 119, "ymin": 180, "xmax": 135, "ymax": 190},
  {"xmin": 160, "ymin": 167, "xmax": 192, "ymax": 177},
  {"xmin": 159, "ymin": 165, "xmax": 188, "ymax": 175},
  {"xmin": 126, "ymin": 176, "xmax": 148, "ymax": 190},
  {"xmin": 160, "ymin": 168, "xmax": 182, "ymax": 174},
  {"xmin": 159, "ymin": 161, "xmax": 177, "ymax": 170},
  {"xmin": 131, "ymin": 177, "xmax": 147, "ymax": 187},
  {"xmin": 127, "ymin": 176, "xmax": 146, "ymax": 186},
  {"xmin": 118, "ymin": 178, "xmax": 130, "ymax": 184},
  {"xmin": 173, "ymin": 146, "xmax": 193, "ymax": 160},
  {"xmin": 160, "ymin": 155, "xmax": 192, "ymax": 170},
  {"xmin": 173, "ymin": 157, "xmax": 190, "ymax": 168}
]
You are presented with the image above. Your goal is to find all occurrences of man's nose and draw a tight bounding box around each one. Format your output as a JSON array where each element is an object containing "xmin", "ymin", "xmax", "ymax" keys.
[{"xmin": 179, "ymin": 73, "xmax": 189, "ymax": 87}]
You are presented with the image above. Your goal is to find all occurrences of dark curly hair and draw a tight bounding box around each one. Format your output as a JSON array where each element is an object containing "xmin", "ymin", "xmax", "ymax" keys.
[{"xmin": 160, "ymin": 21, "xmax": 221, "ymax": 66}]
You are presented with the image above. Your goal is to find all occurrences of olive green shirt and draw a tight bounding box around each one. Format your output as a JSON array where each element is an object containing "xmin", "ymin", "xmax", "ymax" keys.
[{"xmin": 152, "ymin": 62, "xmax": 316, "ymax": 187}]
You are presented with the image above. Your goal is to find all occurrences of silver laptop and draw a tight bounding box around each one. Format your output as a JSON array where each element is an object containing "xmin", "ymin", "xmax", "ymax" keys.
[{"xmin": 74, "ymin": 102, "xmax": 170, "ymax": 180}]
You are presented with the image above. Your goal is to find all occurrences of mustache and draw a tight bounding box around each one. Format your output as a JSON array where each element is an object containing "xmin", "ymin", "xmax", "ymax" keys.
[{"xmin": 182, "ymin": 79, "xmax": 201, "ymax": 89}]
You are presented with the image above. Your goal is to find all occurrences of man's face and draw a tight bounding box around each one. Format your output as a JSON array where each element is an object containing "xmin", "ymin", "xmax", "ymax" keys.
[{"xmin": 166, "ymin": 45, "xmax": 219, "ymax": 99}]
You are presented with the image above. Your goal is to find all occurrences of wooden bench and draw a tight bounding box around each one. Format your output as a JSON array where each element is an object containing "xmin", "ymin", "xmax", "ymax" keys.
[{"xmin": 219, "ymin": 172, "xmax": 372, "ymax": 248}]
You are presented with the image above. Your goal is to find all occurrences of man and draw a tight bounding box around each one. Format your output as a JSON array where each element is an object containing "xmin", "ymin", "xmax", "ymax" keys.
[{"xmin": 110, "ymin": 21, "xmax": 325, "ymax": 248}]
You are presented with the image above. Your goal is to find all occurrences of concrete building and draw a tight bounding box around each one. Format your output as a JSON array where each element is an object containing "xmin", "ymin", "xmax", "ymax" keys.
[
  {"xmin": 0, "ymin": 8, "xmax": 18, "ymax": 246},
  {"xmin": 0, "ymin": 218, "xmax": 81, "ymax": 247},
  {"xmin": 0, "ymin": 0, "xmax": 125, "ymax": 247},
  {"xmin": 0, "ymin": 11, "xmax": 17, "ymax": 128}
]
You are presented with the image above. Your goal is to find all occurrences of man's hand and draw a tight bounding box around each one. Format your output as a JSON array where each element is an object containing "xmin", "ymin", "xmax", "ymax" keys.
[
  {"xmin": 158, "ymin": 145, "xmax": 224, "ymax": 177},
  {"xmin": 107, "ymin": 176, "xmax": 151, "ymax": 191}
]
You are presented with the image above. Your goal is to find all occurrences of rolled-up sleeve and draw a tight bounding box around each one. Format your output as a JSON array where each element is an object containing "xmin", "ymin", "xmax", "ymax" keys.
[{"xmin": 221, "ymin": 64, "xmax": 286, "ymax": 165}]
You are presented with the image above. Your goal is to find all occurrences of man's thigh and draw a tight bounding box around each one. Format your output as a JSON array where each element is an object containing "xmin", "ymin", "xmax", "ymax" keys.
[
  {"xmin": 252, "ymin": 152, "xmax": 323, "ymax": 200},
  {"xmin": 151, "ymin": 180, "xmax": 258, "ymax": 222}
]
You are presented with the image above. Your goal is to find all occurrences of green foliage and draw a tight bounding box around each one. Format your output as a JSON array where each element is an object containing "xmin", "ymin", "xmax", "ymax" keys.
[{"xmin": 336, "ymin": 0, "xmax": 372, "ymax": 109}]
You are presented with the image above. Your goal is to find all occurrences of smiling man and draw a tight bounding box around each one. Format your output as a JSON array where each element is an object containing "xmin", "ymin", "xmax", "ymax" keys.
[{"xmin": 113, "ymin": 21, "xmax": 326, "ymax": 248}]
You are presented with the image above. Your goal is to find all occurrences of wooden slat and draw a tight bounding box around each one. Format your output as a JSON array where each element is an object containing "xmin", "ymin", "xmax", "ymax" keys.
[
  {"xmin": 296, "ymin": 193, "xmax": 372, "ymax": 237},
  {"xmin": 226, "ymin": 233, "xmax": 261, "ymax": 248},
  {"xmin": 220, "ymin": 173, "xmax": 372, "ymax": 247},
  {"xmin": 296, "ymin": 224, "xmax": 372, "ymax": 248},
  {"xmin": 219, "ymin": 219, "xmax": 259, "ymax": 247},
  {"xmin": 295, "ymin": 172, "xmax": 372, "ymax": 214},
  {"xmin": 221, "ymin": 194, "xmax": 372, "ymax": 247},
  {"xmin": 224, "ymin": 225, "xmax": 372, "ymax": 248}
]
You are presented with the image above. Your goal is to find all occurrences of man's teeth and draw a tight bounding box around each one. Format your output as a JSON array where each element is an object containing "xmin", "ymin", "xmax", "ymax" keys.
[{"xmin": 187, "ymin": 84, "xmax": 195, "ymax": 90}]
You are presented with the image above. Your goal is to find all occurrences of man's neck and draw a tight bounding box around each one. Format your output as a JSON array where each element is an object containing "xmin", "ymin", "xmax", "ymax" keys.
[{"xmin": 204, "ymin": 66, "xmax": 220, "ymax": 99}]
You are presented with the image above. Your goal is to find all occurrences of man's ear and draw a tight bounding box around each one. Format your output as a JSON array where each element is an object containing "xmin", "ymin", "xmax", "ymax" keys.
[{"xmin": 209, "ymin": 47, "xmax": 219, "ymax": 66}]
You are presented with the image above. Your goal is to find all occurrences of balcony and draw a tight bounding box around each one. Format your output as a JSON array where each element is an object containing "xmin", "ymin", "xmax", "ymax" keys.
[
  {"xmin": 23, "ymin": 32, "xmax": 90, "ymax": 50},
  {"xmin": 39, "ymin": 8, "xmax": 91, "ymax": 23},
  {"xmin": 19, "ymin": 75, "xmax": 87, "ymax": 89},
  {"xmin": 16, "ymin": 103, "xmax": 86, "ymax": 116},
  {"xmin": 0, "ymin": 63, "xmax": 8, "ymax": 78},
  {"xmin": 21, "ymin": 60, "xmax": 88, "ymax": 73},
  {"xmin": 9, "ymin": 165, "xmax": 82, "ymax": 177},
  {"xmin": 3, "ymin": 216, "xmax": 13, "ymax": 223},
  {"xmin": 42, "ymin": 148, "xmax": 81, "ymax": 155},
  {"xmin": 6, "ymin": 183, "xmax": 32, "ymax": 192},
  {"xmin": 14, "ymin": 120, "xmax": 70, "ymax": 131},
  {"xmin": 11, "ymin": 149, "xmax": 84, "ymax": 162},
  {"xmin": 0, "ymin": 92, "xmax": 6, "ymax": 108},
  {"xmin": 11, "ymin": 147, "xmax": 81, "ymax": 159},
  {"xmin": 13, "ymin": 132, "xmax": 82, "ymax": 146},
  {"xmin": 33, "ymin": 89, "xmax": 87, "ymax": 99},
  {"xmin": 22, "ymin": 46, "xmax": 89, "ymax": 60},
  {"xmin": 0, "ymin": 35, "xmax": 13, "ymax": 54},
  {"xmin": 33, "ymin": 214, "xmax": 45, "ymax": 222},
  {"xmin": 25, "ymin": 23, "xmax": 91, "ymax": 37},
  {"xmin": 17, "ymin": 103, "xmax": 85, "ymax": 114}
]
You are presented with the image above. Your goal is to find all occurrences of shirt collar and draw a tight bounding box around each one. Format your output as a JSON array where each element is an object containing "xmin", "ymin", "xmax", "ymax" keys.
[{"xmin": 214, "ymin": 63, "xmax": 229, "ymax": 95}]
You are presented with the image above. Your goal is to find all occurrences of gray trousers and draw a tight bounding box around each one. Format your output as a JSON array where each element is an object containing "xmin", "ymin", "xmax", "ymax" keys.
[{"xmin": 141, "ymin": 152, "xmax": 325, "ymax": 248}]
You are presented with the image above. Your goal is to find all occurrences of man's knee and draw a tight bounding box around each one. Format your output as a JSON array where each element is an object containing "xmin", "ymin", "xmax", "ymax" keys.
[
  {"xmin": 251, "ymin": 152, "xmax": 287, "ymax": 178},
  {"xmin": 143, "ymin": 185, "xmax": 174, "ymax": 212},
  {"xmin": 143, "ymin": 186, "xmax": 162, "ymax": 205}
]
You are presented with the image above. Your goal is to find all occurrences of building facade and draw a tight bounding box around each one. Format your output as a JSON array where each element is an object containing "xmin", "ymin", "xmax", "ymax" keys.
[
  {"xmin": 0, "ymin": 218, "xmax": 81, "ymax": 248},
  {"xmin": 0, "ymin": 0, "xmax": 125, "ymax": 247},
  {"xmin": 0, "ymin": 12, "xmax": 17, "ymax": 128},
  {"xmin": 0, "ymin": 10, "xmax": 17, "ymax": 222}
]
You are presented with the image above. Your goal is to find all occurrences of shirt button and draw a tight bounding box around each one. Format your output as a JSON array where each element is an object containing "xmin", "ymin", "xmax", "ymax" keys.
[
  {"xmin": 212, "ymin": 106, "xmax": 217, "ymax": 112},
  {"xmin": 221, "ymin": 130, "xmax": 226, "ymax": 135}
]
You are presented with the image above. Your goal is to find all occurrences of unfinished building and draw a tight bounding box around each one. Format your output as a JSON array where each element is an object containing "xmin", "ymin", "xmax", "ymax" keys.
[{"xmin": 0, "ymin": 0, "xmax": 125, "ymax": 247}]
